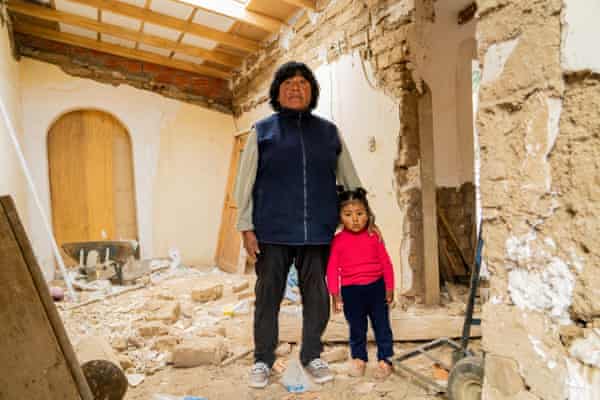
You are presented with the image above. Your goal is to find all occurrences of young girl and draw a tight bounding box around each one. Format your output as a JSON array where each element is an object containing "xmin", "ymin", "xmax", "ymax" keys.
[{"xmin": 326, "ymin": 188, "xmax": 395, "ymax": 379}]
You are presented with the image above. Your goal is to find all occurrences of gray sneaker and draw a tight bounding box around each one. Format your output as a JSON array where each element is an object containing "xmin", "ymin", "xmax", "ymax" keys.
[
  {"xmin": 305, "ymin": 358, "xmax": 334, "ymax": 383},
  {"xmin": 249, "ymin": 362, "xmax": 270, "ymax": 388}
]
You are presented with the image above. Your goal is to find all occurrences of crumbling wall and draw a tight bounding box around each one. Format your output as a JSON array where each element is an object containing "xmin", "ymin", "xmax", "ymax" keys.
[
  {"xmin": 476, "ymin": 0, "xmax": 600, "ymax": 398},
  {"xmin": 0, "ymin": 12, "xmax": 27, "ymax": 226},
  {"xmin": 232, "ymin": 0, "xmax": 422, "ymax": 293}
]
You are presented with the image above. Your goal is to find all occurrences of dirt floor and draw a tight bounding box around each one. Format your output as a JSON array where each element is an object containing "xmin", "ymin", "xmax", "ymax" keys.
[{"xmin": 57, "ymin": 264, "xmax": 476, "ymax": 400}]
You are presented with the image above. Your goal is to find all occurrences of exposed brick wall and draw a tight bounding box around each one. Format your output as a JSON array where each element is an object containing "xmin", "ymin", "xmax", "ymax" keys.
[
  {"xmin": 437, "ymin": 182, "xmax": 475, "ymax": 280},
  {"xmin": 231, "ymin": 0, "xmax": 426, "ymax": 295},
  {"xmin": 14, "ymin": 33, "xmax": 233, "ymax": 114}
]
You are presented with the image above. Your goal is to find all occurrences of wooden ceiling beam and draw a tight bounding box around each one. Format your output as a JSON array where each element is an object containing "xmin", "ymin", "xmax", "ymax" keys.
[
  {"xmin": 281, "ymin": 0, "xmax": 316, "ymax": 11},
  {"xmin": 64, "ymin": 0, "xmax": 260, "ymax": 52},
  {"xmin": 8, "ymin": 0, "xmax": 241, "ymax": 67},
  {"xmin": 13, "ymin": 21, "xmax": 231, "ymax": 79},
  {"xmin": 176, "ymin": 0, "xmax": 284, "ymax": 33}
]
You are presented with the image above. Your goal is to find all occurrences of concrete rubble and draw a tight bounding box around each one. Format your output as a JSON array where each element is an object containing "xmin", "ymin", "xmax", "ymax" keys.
[{"xmin": 55, "ymin": 260, "xmax": 471, "ymax": 398}]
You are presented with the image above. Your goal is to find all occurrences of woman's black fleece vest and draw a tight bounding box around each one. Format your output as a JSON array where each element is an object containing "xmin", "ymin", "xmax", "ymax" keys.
[{"xmin": 252, "ymin": 109, "xmax": 341, "ymax": 245}]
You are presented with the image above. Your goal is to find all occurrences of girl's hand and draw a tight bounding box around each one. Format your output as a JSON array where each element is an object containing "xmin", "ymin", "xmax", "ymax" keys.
[
  {"xmin": 332, "ymin": 295, "xmax": 343, "ymax": 313},
  {"xmin": 368, "ymin": 221, "xmax": 384, "ymax": 244},
  {"xmin": 385, "ymin": 290, "xmax": 394, "ymax": 305}
]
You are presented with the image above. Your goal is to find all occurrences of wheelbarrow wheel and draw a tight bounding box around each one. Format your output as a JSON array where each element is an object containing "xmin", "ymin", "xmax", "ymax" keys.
[{"xmin": 447, "ymin": 355, "xmax": 484, "ymax": 400}]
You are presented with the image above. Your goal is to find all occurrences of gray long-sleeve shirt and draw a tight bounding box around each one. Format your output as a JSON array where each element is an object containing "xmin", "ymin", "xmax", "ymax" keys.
[{"xmin": 234, "ymin": 128, "xmax": 362, "ymax": 232}]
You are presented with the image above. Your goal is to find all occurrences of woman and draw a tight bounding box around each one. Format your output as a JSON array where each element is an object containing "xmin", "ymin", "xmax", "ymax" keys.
[{"xmin": 234, "ymin": 61, "xmax": 362, "ymax": 388}]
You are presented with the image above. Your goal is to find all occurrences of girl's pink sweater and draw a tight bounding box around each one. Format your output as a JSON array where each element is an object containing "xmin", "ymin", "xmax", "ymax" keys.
[{"xmin": 326, "ymin": 229, "xmax": 395, "ymax": 296}]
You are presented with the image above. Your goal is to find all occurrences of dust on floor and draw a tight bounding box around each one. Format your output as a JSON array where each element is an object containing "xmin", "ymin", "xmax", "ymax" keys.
[{"xmin": 58, "ymin": 265, "xmax": 464, "ymax": 399}]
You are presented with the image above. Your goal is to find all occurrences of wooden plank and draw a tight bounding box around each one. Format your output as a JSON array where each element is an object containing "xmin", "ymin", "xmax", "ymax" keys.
[
  {"xmin": 13, "ymin": 21, "xmax": 231, "ymax": 78},
  {"xmin": 279, "ymin": 311, "xmax": 481, "ymax": 343},
  {"xmin": 418, "ymin": 88, "xmax": 440, "ymax": 305},
  {"xmin": 0, "ymin": 196, "xmax": 94, "ymax": 400},
  {"xmin": 176, "ymin": 0, "xmax": 284, "ymax": 33},
  {"xmin": 281, "ymin": 0, "xmax": 316, "ymax": 11},
  {"xmin": 66, "ymin": 0, "xmax": 260, "ymax": 52},
  {"xmin": 8, "ymin": 0, "xmax": 242, "ymax": 68},
  {"xmin": 437, "ymin": 205, "xmax": 471, "ymax": 272},
  {"xmin": 215, "ymin": 133, "xmax": 247, "ymax": 273}
]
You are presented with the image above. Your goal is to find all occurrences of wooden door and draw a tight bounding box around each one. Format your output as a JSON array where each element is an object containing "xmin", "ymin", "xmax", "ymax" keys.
[
  {"xmin": 48, "ymin": 110, "xmax": 137, "ymax": 261},
  {"xmin": 215, "ymin": 132, "xmax": 248, "ymax": 273}
]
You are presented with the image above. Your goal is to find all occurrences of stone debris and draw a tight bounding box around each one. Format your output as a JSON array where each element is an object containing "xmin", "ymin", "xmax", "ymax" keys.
[
  {"xmin": 146, "ymin": 302, "xmax": 181, "ymax": 323},
  {"xmin": 275, "ymin": 342, "xmax": 292, "ymax": 357},
  {"xmin": 75, "ymin": 335, "xmax": 123, "ymax": 368},
  {"xmin": 322, "ymin": 347, "xmax": 348, "ymax": 363},
  {"xmin": 112, "ymin": 336, "xmax": 128, "ymax": 351},
  {"xmin": 172, "ymin": 337, "xmax": 228, "ymax": 367},
  {"xmin": 232, "ymin": 280, "xmax": 250, "ymax": 293},
  {"xmin": 118, "ymin": 354, "xmax": 134, "ymax": 370},
  {"xmin": 191, "ymin": 284, "xmax": 224, "ymax": 303},
  {"xmin": 152, "ymin": 335, "xmax": 180, "ymax": 352},
  {"xmin": 237, "ymin": 290, "xmax": 254, "ymax": 300},
  {"xmin": 138, "ymin": 322, "xmax": 168, "ymax": 337}
]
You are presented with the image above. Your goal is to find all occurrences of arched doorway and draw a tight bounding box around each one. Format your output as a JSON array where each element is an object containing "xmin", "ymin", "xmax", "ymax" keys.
[{"xmin": 48, "ymin": 110, "xmax": 138, "ymax": 259}]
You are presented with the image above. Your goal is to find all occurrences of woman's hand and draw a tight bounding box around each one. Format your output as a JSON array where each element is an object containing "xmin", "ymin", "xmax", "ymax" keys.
[
  {"xmin": 385, "ymin": 289, "xmax": 394, "ymax": 305},
  {"xmin": 332, "ymin": 295, "xmax": 343, "ymax": 313},
  {"xmin": 242, "ymin": 230, "xmax": 260, "ymax": 263}
]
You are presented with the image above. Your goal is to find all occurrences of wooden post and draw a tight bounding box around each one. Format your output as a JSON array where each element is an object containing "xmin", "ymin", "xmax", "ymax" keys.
[{"xmin": 418, "ymin": 88, "xmax": 440, "ymax": 305}]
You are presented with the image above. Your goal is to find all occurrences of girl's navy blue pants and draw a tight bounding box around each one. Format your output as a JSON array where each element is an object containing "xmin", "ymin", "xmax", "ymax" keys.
[{"xmin": 341, "ymin": 278, "xmax": 394, "ymax": 363}]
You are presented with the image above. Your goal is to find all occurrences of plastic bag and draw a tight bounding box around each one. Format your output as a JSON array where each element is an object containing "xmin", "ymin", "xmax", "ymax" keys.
[
  {"xmin": 284, "ymin": 265, "xmax": 300, "ymax": 302},
  {"xmin": 280, "ymin": 359, "xmax": 315, "ymax": 393}
]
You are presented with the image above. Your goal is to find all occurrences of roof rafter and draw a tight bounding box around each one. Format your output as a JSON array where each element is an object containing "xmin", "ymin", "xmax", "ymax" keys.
[
  {"xmin": 175, "ymin": 0, "xmax": 284, "ymax": 33},
  {"xmin": 281, "ymin": 0, "xmax": 316, "ymax": 11},
  {"xmin": 13, "ymin": 21, "xmax": 231, "ymax": 79},
  {"xmin": 8, "ymin": 0, "xmax": 241, "ymax": 67},
  {"xmin": 65, "ymin": 0, "xmax": 260, "ymax": 52}
]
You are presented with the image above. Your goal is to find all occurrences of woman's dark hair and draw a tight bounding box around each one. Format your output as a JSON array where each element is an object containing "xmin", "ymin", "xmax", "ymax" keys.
[
  {"xmin": 269, "ymin": 61, "xmax": 320, "ymax": 111},
  {"xmin": 337, "ymin": 186, "xmax": 373, "ymax": 218}
]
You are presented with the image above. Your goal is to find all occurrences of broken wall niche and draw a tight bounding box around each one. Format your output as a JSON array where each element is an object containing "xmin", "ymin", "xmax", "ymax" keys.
[
  {"xmin": 18, "ymin": 58, "xmax": 235, "ymax": 277},
  {"xmin": 232, "ymin": 0, "xmax": 420, "ymax": 293},
  {"xmin": 476, "ymin": 0, "xmax": 600, "ymax": 398},
  {"xmin": 403, "ymin": 0, "xmax": 479, "ymax": 301}
]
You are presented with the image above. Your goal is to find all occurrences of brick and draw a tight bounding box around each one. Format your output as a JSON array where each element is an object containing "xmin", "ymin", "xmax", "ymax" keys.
[
  {"xmin": 138, "ymin": 321, "xmax": 168, "ymax": 337},
  {"xmin": 322, "ymin": 347, "xmax": 348, "ymax": 363},
  {"xmin": 192, "ymin": 284, "xmax": 224, "ymax": 303},
  {"xmin": 146, "ymin": 302, "xmax": 181, "ymax": 324},
  {"xmin": 172, "ymin": 337, "xmax": 228, "ymax": 367},
  {"xmin": 152, "ymin": 335, "xmax": 180, "ymax": 352},
  {"xmin": 75, "ymin": 336, "xmax": 122, "ymax": 368}
]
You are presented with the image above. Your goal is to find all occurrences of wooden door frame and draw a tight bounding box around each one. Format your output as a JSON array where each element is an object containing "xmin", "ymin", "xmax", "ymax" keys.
[{"xmin": 214, "ymin": 129, "xmax": 249, "ymax": 273}]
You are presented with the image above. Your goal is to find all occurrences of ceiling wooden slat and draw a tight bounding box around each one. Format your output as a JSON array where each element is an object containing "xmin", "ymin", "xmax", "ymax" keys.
[
  {"xmin": 8, "ymin": 0, "xmax": 242, "ymax": 67},
  {"xmin": 176, "ymin": 0, "xmax": 284, "ymax": 33},
  {"xmin": 281, "ymin": 0, "xmax": 316, "ymax": 11},
  {"xmin": 14, "ymin": 21, "xmax": 231, "ymax": 78},
  {"xmin": 63, "ymin": 0, "xmax": 260, "ymax": 52}
]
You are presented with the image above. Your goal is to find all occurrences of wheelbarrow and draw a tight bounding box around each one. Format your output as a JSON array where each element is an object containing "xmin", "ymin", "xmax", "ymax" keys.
[
  {"xmin": 62, "ymin": 240, "xmax": 137, "ymax": 285},
  {"xmin": 393, "ymin": 235, "xmax": 485, "ymax": 400}
]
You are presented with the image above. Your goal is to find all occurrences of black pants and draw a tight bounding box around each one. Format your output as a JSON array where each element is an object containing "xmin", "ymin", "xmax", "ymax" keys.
[
  {"xmin": 341, "ymin": 278, "xmax": 393, "ymax": 363},
  {"xmin": 253, "ymin": 244, "xmax": 330, "ymax": 367}
]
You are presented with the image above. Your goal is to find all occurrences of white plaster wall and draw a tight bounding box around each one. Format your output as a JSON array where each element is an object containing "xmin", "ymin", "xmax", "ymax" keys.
[
  {"xmin": 417, "ymin": 0, "xmax": 477, "ymax": 187},
  {"xmin": 0, "ymin": 25, "xmax": 27, "ymax": 222},
  {"xmin": 235, "ymin": 53, "xmax": 404, "ymax": 284},
  {"xmin": 561, "ymin": 0, "xmax": 600, "ymax": 73},
  {"xmin": 19, "ymin": 58, "xmax": 235, "ymax": 276}
]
